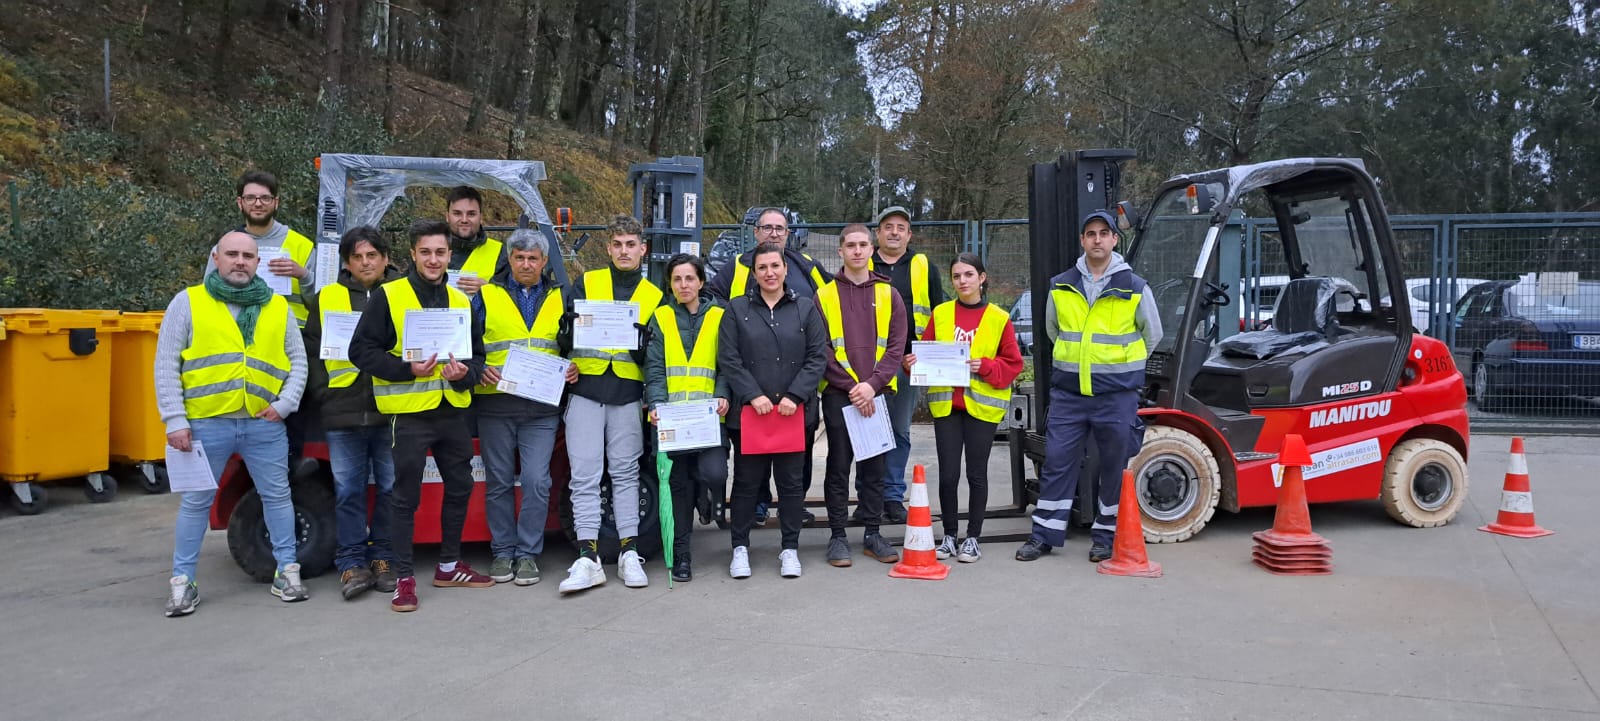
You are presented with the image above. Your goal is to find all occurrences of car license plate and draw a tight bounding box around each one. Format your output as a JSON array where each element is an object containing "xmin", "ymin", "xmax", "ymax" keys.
[{"xmin": 1575, "ymin": 335, "xmax": 1600, "ymax": 350}]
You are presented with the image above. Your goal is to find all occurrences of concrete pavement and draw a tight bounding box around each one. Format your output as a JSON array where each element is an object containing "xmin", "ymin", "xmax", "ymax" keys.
[{"xmin": 1, "ymin": 432, "xmax": 1596, "ymax": 721}]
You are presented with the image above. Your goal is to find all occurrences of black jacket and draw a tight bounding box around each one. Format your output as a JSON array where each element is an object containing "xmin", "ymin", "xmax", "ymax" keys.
[
  {"xmin": 557, "ymin": 265, "xmax": 653, "ymax": 406},
  {"xmin": 348, "ymin": 268, "xmax": 487, "ymax": 408},
  {"xmin": 305, "ymin": 266, "xmax": 403, "ymax": 428},
  {"xmin": 717, "ymin": 285, "xmax": 829, "ymax": 430},
  {"xmin": 471, "ymin": 265, "xmax": 565, "ymax": 419}
]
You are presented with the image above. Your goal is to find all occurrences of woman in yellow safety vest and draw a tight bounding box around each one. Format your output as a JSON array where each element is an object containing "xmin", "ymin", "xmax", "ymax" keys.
[
  {"xmin": 904, "ymin": 252, "xmax": 1024, "ymax": 563},
  {"xmin": 644, "ymin": 254, "xmax": 730, "ymax": 583}
]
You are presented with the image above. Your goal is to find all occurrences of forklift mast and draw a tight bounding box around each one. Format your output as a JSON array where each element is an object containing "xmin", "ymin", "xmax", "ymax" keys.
[{"xmin": 628, "ymin": 156, "xmax": 705, "ymax": 286}]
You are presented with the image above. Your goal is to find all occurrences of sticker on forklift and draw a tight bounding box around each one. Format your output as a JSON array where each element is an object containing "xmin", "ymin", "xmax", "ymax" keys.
[
  {"xmin": 421, "ymin": 455, "xmax": 486, "ymax": 485},
  {"xmin": 683, "ymin": 193, "xmax": 698, "ymax": 228},
  {"xmin": 1271, "ymin": 438, "xmax": 1382, "ymax": 486}
]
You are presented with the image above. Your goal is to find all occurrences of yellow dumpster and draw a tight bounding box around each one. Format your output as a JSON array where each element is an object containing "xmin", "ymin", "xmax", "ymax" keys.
[
  {"xmin": 109, "ymin": 311, "xmax": 171, "ymax": 493},
  {"xmin": 0, "ymin": 308, "xmax": 123, "ymax": 513}
]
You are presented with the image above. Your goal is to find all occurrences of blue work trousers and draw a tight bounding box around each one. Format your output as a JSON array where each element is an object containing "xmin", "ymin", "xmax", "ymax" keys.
[{"xmin": 1032, "ymin": 387, "xmax": 1141, "ymax": 547}]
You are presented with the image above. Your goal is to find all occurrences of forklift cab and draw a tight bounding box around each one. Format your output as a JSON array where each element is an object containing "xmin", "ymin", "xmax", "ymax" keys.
[{"xmin": 1129, "ymin": 159, "xmax": 1412, "ymax": 454}]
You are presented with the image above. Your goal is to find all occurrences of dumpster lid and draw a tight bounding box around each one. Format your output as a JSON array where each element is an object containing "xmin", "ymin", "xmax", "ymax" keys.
[
  {"xmin": 118, "ymin": 311, "xmax": 165, "ymax": 332},
  {"xmin": 0, "ymin": 309, "xmax": 124, "ymax": 334}
]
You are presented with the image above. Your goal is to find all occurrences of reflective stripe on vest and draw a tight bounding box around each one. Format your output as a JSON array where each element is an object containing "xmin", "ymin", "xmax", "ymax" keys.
[
  {"xmin": 180, "ymin": 286, "xmax": 292, "ymax": 418},
  {"xmin": 570, "ymin": 269, "xmax": 662, "ymax": 382},
  {"xmin": 371, "ymin": 278, "xmax": 473, "ymax": 414},
  {"xmin": 655, "ymin": 305, "xmax": 723, "ymax": 402},
  {"xmin": 283, "ymin": 229, "xmax": 314, "ymax": 327},
  {"xmin": 460, "ymin": 238, "xmax": 503, "ymax": 279},
  {"xmin": 925, "ymin": 301, "xmax": 1013, "ymax": 423},
  {"xmin": 815, "ymin": 281, "xmax": 896, "ymax": 394},
  {"xmin": 318, "ymin": 284, "xmax": 360, "ymax": 389},
  {"xmin": 729, "ymin": 254, "xmax": 827, "ymax": 297},
  {"xmin": 477, "ymin": 282, "xmax": 564, "ymax": 396},
  {"xmin": 1051, "ymin": 279, "xmax": 1147, "ymax": 397}
]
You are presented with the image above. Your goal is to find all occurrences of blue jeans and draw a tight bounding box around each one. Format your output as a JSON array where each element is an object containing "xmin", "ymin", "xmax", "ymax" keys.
[
  {"xmin": 327, "ymin": 425, "xmax": 396, "ymax": 572},
  {"xmin": 172, "ymin": 417, "xmax": 296, "ymax": 580},
  {"xmin": 882, "ymin": 371, "xmax": 917, "ymax": 503},
  {"xmin": 480, "ymin": 413, "xmax": 561, "ymax": 558}
]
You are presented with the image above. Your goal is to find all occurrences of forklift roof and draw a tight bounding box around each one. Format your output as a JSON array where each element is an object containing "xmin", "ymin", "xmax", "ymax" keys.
[
  {"xmin": 1165, "ymin": 157, "xmax": 1370, "ymax": 206},
  {"xmin": 317, "ymin": 154, "xmax": 554, "ymax": 232}
]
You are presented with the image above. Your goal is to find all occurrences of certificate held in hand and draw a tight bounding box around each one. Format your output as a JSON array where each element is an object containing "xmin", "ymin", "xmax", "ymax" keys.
[
  {"xmin": 401, "ymin": 308, "xmax": 473, "ymax": 362},
  {"xmin": 739, "ymin": 403, "xmax": 805, "ymax": 454}
]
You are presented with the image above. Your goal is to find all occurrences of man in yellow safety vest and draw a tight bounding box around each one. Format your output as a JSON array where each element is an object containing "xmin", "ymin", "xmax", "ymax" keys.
[{"xmin": 872, "ymin": 205, "xmax": 944, "ymax": 523}]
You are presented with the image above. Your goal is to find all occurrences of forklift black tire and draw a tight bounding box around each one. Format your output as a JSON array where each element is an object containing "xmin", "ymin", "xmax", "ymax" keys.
[
  {"xmin": 10, "ymin": 484, "xmax": 48, "ymax": 515},
  {"xmin": 1382, "ymin": 439, "xmax": 1468, "ymax": 528},
  {"xmin": 227, "ymin": 480, "xmax": 338, "ymax": 583},
  {"xmin": 1129, "ymin": 426, "xmax": 1221, "ymax": 543}
]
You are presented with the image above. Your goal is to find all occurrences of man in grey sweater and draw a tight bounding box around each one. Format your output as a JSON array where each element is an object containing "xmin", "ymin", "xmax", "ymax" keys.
[{"xmin": 155, "ymin": 231, "xmax": 309, "ymax": 617}]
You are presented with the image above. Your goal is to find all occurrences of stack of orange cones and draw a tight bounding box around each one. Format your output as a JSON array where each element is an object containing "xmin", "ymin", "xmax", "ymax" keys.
[
  {"xmin": 1251, "ymin": 434, "xmax": 1332, "ymax": 575},
  {"xmin": 1478, "ymin": 437, "xmax": 1553, "ymax": 538},
  {"xmin": 1097, "ymin": 469, "xmax": 1162, "ymax": 578},
  {"xmin": 889, "ymin": 465, "xmax": 949, "ymax": 580}
]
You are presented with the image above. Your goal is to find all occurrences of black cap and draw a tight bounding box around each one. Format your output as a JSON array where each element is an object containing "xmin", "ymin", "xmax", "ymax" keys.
[{"xmin": 1081, "ymin": 210, "xmax": 1118, "ymax": 233}]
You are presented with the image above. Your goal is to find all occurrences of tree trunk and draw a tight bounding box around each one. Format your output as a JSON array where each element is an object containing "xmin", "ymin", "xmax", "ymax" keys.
[
  {"xmin": 647, "ymin": 7, "xmax": 683, "ymax": 156},
  {"xmin": 211, "ymin": 0, "xmax": 235, "ymax": 95},
  {"xmin": 383, "ymin": 0, "xmax": 397, "ymax": 135},
  {"xmin": 465, "ymin": 0, "xmax": 501, "ymax": 133},
  {"xmin": 611, "ymin": 0, "xmax": 638, "ymax": 156},
  {"xmin": 543, "ymin": 0, "xmax": 577, "ymax": 121},
  {"xmin": 508, "ymin": 0, "xmax": 544, "ymax": 156},
  {"xmin": 735, "ymin": 0, "xmax": 768, "ymax": 206},
  {"xmin": 317, "ymin": 0, "xmax": 350, "ymax": 138}
]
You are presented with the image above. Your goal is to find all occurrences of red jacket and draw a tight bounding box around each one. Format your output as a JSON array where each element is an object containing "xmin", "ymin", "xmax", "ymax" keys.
[
  {"xmin": 921, "ymin": 300, "xmax": 1024, "ymax": 411},
  {"xmin": 821, "ymin": 272, "xmax": 907, "ymax": 395}
]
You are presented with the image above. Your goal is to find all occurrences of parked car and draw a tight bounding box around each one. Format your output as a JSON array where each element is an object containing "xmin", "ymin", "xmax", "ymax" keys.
[
  {"xmin": 1011, "ymin": 290, "xmax": 1034, "ymax": 354},
  {"xmin": 1381, "ymin": 277, "xmax": 1490, "ymax": 334},
  {"xmin": 1450, "ymin": 279, "xmax": 1600, "ymax": 410}
]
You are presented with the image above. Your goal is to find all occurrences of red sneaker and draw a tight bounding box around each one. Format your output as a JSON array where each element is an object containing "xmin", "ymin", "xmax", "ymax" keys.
[
  {"xmin": 391, "ymin": 576, "xmax": 418, "ymax": 613},
  {"xmin": 432, "ymin": 562, "xmax": 495, "ymax": 589}
]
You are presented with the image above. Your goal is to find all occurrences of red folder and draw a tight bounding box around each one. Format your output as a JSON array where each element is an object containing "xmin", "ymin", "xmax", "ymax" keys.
[{"xmin": 740, "ymin": 404, "xmax": 806, "ymax": 454}]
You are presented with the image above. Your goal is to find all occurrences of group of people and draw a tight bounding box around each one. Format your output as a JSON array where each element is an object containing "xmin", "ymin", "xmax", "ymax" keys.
[{"xmin": 154, "ymin": 171, "xmax": 1161, "ymax": 618}]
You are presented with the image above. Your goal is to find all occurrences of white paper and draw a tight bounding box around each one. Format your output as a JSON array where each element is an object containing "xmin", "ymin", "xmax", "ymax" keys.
[
  {"xmin": 255, "ymin": 246, "xmax": 293, "ymax": 295},
  {"xmin": 910, "ymin": 341, "xmax": 971, "ymax": 387},
  {"xmin": 573, "ymin": 299, "xmax": 641, "ymax": 350},
  {"xmin": 447, "ymin": 269, "xmax": 479, "ymax": 291},
  {"xmin": 656, "ymin": 398, "xmax": 722, "ymax": 452},
  {"xmin": 165, "ymin": 440, "xmax": 218, "ymax": 493},
  {"xmin": 314, "ymin": 242, "xmax": 340, "ymax": 291},
  {"xmin": 842, "ymin": 395, "xmax": 894, "ymax": 462},
  {"xmin": 319, "ymin": 311, "xmax": 362, "ymax": 360},
  {"xmin": 402, "ymin": 308, "xmax": 473, "ymax": 361},
  {"xmin": 496, "ymin": 346, "xmax": 570, "ymax": 406}
]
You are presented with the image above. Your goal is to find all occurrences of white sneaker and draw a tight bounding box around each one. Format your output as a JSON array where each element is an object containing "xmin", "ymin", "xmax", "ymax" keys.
[
  {"xmin": 779, "ymin": 549, "xmax": 802, "ymax": 578},
  {"xmin": 558, "ymin": 557, "xmax": 606, "ymax": 594},
  {"xmin": 729, "ymin": 546, "xmax": 752, "ymax": 579},
  {"xmin": 619, "ymin": 550, "xmax": 649, "ymax": 588},
  {"xmin": 165, "ymin": 575, "xmax": 198, "ymax": 617}
]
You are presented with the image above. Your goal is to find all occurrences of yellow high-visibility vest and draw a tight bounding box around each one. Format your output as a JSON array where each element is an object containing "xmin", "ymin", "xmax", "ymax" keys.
[
  {"xmin": 477, "ymin": 282, "xmax": 563, "ymax": 396},
  {"xmin": 1051, "ymin": 274, "xmax": 1147, "ymax": 397},
  {"xmin": 924, "ymin": 301, "xmax": 1013, "ymax": 423},
  {"xmin": 179, "ymin": 286, "xmax": 292, "ymax": 418},
  {"xmin": 371, "ymin": 278, "xmax": 473, "ymax": 414},
  {"xmin": 317, "ymin": 283, "xmax": 360, "ymax": 389},
  {"xmin": 654, "ymin": 304, "xmax": 724, "ymax": 402},
  {"xmin": 569, "ymin": 269, "xmax": 663, "ymax": 381},
  {"xmin": 282, "ymin": 229, "xmax": 314, "ymax": 327},
  {"xmin": 729, "ymin": 253, "xmax": 827, "ymax": 296},
  {"xmin": 815, "ymin": 280, "xmax": 897, "ymax": 394},
  {"xmin": 458, "ymin": 238, "xmax": 503, "ymax": 279}
]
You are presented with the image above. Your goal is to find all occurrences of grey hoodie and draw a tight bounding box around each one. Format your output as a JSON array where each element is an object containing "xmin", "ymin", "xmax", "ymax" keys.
[{"xmin": 1043, "ymin": 251, "xmax": 1163, "ymax": 349}]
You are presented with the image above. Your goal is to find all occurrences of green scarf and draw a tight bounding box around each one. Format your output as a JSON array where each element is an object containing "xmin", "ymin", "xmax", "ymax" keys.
[{"xmin": 203, "ymin": 271, "xmax": 275, "ymax": 345}]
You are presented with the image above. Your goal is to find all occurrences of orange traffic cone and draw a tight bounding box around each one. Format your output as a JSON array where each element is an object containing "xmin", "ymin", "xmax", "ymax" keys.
[
  {"xmin": 1479, "ymin": 437, "xmax": 1553, "ymax": 538},
  {"xmin": 1252, "ymin": 434, "xmax": 1333, "ymax": 575},
  {"xmin": 1097, "ymin": 469, "xmax": 1162, "ymax": 578},
  {"xmin": 889, "ymin": 465, "xmax": 949, "ymax": 580}
]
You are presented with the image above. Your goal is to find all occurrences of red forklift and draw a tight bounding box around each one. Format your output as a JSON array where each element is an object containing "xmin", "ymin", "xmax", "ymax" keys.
[{"xmin": 1011, "ymin": 150, "xmax": 1471, "ymax": 542}]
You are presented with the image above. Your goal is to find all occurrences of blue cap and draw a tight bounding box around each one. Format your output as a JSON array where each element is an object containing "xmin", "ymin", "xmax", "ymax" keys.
[{"xmin": 1081, "ymin": 210, "xmax": 1118, "ymax": 233}]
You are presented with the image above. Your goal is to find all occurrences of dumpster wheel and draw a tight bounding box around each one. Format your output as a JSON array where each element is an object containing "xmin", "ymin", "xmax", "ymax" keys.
[
  {"xmin": 83, "ymin": 473, "xmax": 118, "ymax": 503},
  {"xmin": 8, "ymin": 483, "xmax": 48, "ymax": 515}
]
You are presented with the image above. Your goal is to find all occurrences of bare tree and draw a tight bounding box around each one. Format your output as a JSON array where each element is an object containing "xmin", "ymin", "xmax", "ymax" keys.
[
  {"xmin": 543, "ymin": 0, "xmax": 577, "ymax": 121},
  {"xmin": 465, "ymin": 0, "xmax": 502, "ymax": 133},
  {"xmin": 508, "ymin": 0, "xmax": 544, "ymax": 156},
  {"xmin": 317, "ymin": 0, "xmax": 351, "ymax": 138},
  {"xmin": 611, "ymin": 0, "xmax": 639, "ymax": 156}
]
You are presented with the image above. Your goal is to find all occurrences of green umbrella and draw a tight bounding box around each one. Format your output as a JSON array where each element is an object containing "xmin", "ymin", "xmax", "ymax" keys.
[{"xmin": 656, "ymin": 451, "xmax": 675, "ymax": 588}]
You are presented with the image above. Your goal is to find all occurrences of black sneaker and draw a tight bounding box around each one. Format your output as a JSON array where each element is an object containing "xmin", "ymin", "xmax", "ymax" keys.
[
  {"xmin": 827, "ymin": 537, "xmax": 853, "ymax": 567},
  {"xmin": 862, "ymin": 534, "xmax": 900, "ymax": 564},
  {"xmin": 884, "ymin": 502, "xmax": 908, "ymax": 525},
  {"xmin": 1089, "ymin": 543, "xmax": 1113, "ymax": 563},
  {"xmin": 850, "ymin": 505, "xmax": 867, "ymax": 523},
  {"xmin": 671, "ymin": 559, "xmax": 693, "ymax": 583},
  {"xmin": 1015, "ymin": 539, "xmax": 1053, "ymax": 562},
  {"xmin": 801, "ymin": 509, "xmax": 816, "ymax": 526}
]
